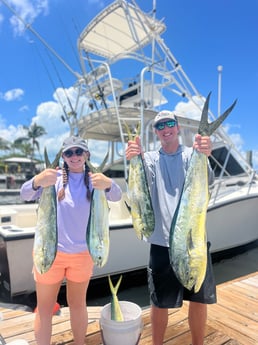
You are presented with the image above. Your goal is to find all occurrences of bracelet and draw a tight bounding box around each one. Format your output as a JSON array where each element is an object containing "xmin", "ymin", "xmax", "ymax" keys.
[{"xmin": 32, "ymin": 179, "xmax": 40, "ymax": 191}]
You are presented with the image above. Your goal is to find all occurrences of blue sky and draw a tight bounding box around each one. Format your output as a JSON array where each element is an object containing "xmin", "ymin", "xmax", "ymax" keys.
[{"xmin": 0, "ymin": 0, "xmax": 257, "ymax": 169}]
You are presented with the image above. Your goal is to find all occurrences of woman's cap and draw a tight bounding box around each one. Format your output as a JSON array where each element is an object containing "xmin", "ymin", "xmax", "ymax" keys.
[
  {"xmin": 153, "ymin": 110, "xmax": 177, "ymax": 126},
  {"xmin": 62, "ymin": 136, "xmax": 89, "ymax": 153}
]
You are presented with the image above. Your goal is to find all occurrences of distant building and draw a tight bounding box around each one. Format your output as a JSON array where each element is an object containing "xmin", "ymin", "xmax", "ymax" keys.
[{"xmin": 0, "ymin": 157, "xmax": 43, "ymax": 189}]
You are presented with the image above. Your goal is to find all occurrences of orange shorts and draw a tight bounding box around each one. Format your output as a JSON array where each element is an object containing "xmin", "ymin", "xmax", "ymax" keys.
[{"xmin": 33, "ymin": 250, "xmax": 94, "ymax": 284}]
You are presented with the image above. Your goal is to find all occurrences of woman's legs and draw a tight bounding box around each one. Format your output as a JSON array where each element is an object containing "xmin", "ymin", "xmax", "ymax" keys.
[
  {"xmin": 34, "ymin": 281, "xmax": 61, "ymax": 345},
  {"xmin": 66, "ymin": 280, "xmax": 90, "ymax": 345}
]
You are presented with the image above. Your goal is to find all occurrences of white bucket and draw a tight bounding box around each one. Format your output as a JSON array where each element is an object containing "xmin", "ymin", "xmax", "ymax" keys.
[{"xmin": 100, "ymin": 301, "xmax": 142, "ymax": 345}]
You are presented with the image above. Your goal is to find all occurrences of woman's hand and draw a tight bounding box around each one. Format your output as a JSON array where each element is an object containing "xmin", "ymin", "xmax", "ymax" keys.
[
  {"xmin": 33, "ymin": 168, "xmax": 58, "ymax": 188},
  {"xmin": 89, "ymin": 172, "xmax": 112, "ymax": 190}
]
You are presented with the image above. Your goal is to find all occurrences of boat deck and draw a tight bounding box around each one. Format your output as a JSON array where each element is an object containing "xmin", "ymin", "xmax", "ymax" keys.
[{"xmin": 1, "ymin": 272, "xmax": 257, "ymax": 345}]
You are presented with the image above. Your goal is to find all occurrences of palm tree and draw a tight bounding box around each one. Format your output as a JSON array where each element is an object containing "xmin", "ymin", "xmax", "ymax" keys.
[
  {"xmin": 15, "ymin": 123, "xmax": 47, "ymax": 159},
  {"xmin": 13, "ymin": 140, "xmax": 34, "ymax": 157},
  {"xmin": 0, "ymin": 137, "xmax": 11, "ymax": 151}
]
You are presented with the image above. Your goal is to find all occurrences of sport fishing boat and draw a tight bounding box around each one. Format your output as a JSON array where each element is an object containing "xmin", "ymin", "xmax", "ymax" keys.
[{"xmin": 0, "ymin": 0, "xmax": 257, "ymax": 301}]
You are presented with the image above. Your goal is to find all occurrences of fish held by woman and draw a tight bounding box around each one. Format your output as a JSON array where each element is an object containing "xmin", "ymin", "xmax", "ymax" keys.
[
  {"xmin": 86, "ymin": 154, "xmax": 110, "ymax": 267},
  {"xmin": 33, "ymin": 149, "xmax": 61, "ymax": 274},
  {"xmin": 125, "ymin": 123, "xmax": 155, "ymax": 241},
  {"xmin": 170, "ymin": 93, "xmax": 237, "ymax": 292}
]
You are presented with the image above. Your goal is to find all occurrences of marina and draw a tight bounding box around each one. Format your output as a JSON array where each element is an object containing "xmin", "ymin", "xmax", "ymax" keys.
[
  {"xmin": 0, "ymin": 4, "xmax": 257, "ymax": 345},
  {"xmin": 1, "ymin": 271, "xmax": 258, "ymax": 344},
  {"xmin": 0, "ymin": 0, "xmax": 258, "ymax": 302}
]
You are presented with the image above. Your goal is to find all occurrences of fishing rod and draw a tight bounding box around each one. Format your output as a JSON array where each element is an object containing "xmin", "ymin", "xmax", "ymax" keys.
[
  {"xmin": 1, "ymin": 0, "xmax": 81, "ymax": 80},
  {"xmin": 37, "ymin": 45, "xmax": 76, "ymax": 132}
]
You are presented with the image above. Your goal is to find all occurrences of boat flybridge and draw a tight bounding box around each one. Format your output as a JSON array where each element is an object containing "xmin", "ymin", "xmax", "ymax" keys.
[
  {"xmin": 73, "ymin": 0, "xmax": 258, "ymax": 246},
  {"xmin": 0, "ymin": 0, "xmax": 257, "ymax": 301}
]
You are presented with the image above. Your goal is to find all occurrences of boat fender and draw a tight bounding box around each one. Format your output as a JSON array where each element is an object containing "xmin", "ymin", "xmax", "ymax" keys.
[{"xmin": 34, "ymin": 302, "xmax": 60, "ymax": 315}]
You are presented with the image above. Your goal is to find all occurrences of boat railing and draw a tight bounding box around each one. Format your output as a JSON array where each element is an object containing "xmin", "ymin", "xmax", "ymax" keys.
[{"xmin": 210, "ymin": 170, "xmax": 257, "ymax": 205}]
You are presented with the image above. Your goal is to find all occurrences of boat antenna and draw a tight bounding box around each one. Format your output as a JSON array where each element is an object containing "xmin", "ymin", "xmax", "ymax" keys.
[
  {"xmin": 1, "ymin": 0, "xmax": 81, "ymax": 80},
  {"xmin": 217, "ymin": 65, "xmax": 223, "ymax": 117}
]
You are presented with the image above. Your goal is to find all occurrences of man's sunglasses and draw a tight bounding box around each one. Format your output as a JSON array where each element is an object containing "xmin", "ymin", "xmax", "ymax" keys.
[
  {"xmin": 154, "ymin": 120, "xmax": 177, "ymax": 131},
  {"xmin": 63, "ymin": 148, "xmax": 84, "ymax": 158}
]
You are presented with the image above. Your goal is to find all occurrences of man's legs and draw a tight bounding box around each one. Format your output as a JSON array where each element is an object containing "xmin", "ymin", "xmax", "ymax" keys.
[
  {"xmin": 188, "ymin": 301, "xmax": 207, "ymax": 345},
  {"xmin": 151, "ymin": 305, "xmax": 168, "ymax": 345}
]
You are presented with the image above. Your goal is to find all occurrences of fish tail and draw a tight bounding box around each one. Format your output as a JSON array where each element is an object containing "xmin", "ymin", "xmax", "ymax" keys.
[
  {"xmin": 44, "ymin": 148, "xmax": 51, "ymax": 167},
  {"xmin": 44, "ymin": 148, "xmax": 62, "ymax": 168},
  {"xmin": 124, "ymin": 121, "xmax": 141, "ymax": 141},
  {"xmin": 198, "ymin": 92, "xmax": 237, "ymax": 136},
  {"xmin": 86, "ymin": 152, "xmax": 109, "ymax": 173},
  {"xmin": 108, "ymin": 275, "xmax": 123, "ymax": 296}
]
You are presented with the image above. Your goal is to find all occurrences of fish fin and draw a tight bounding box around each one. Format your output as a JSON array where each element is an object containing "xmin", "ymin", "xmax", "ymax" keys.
[
  {"xmin": 187, "ymin": 229, "xmax": 194, "ymax": 250},
  {"xmin": 124, "ymin": 200, "xmax": 131, "ymax": 212},
  {"xmin": 108, "ymin": 275, "xmax": 123, "ymax": 296},
  {"xmin": 198, "ymin": 92, "xmax": 237, "ymax": 136}
]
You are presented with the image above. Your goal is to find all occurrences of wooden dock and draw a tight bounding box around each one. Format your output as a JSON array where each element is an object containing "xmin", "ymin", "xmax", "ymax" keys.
[{"xmin": 1, "ymin": 272, "xmax": 257, "ymax": 345}]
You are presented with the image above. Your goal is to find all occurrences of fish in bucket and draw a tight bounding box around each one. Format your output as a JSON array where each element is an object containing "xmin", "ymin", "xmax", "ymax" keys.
[{"xmin": 100, "ymin": 275, "xmax": 143, "ymax": 345}]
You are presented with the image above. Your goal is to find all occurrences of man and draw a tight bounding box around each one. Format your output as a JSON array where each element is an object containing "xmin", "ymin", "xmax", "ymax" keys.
[{"xmin": 126, "ymin": 110, "xmax": 216, "ymax": 345}]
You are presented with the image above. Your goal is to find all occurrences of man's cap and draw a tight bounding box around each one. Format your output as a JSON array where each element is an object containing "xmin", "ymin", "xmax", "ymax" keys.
[
  {"xmin": 153, "ymin": 110, "xmax": 177, "ymax": 127},
  {"xmin": 62, "ymin": 136, "xmax": 89, "ymax": 153}
]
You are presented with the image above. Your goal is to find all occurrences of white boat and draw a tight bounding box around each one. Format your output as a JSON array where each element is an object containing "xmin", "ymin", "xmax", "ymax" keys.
[{"xmin": 0, "ymin": 0, "xmax": 257, "ymax": 301}]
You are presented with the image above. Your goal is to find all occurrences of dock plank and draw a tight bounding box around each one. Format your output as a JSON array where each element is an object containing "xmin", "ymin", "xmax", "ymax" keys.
[{"xmin": 0, "ymin": 272, "xmax": 257, "ymax": 345}]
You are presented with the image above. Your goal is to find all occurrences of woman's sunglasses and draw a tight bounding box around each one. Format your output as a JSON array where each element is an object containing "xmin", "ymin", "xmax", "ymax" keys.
[
  {"xmin": 154, "ymin": 120, "xmax": 177, "ymax": 131},
  {"xmin": 63, "ymin": 148, "xmax": 84, "ymax": 158}
]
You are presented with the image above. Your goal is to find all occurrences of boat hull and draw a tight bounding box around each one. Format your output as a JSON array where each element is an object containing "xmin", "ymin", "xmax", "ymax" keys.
[{"xmin": 208, "ymin": 194, "xmax": 258, "ymax": 253}]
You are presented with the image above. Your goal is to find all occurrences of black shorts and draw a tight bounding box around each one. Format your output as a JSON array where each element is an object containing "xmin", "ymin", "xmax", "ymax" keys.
[{"xmin": 148, "ymin": 243, "xmax": 217, "ymax": 308}]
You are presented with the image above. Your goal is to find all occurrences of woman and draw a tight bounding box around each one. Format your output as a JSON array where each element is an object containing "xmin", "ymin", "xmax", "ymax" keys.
[{"xmin": 20, "ymin": 135, "xmax": 122, "ymax": 345}]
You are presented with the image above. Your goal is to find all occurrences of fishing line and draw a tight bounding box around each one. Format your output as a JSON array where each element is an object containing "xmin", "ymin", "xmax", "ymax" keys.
[
  {"xmin": 46, "ymin": 49, "xmax": 76, "ymax": 118},
  {"xmin": 0, "ymin": 0, "xmax": 81, "ymax": 80},
  {"xmin": 34, "ymin": 45, "xmax": 68, "ymax": 116}
]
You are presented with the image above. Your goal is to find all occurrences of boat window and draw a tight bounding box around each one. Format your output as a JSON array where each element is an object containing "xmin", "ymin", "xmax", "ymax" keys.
[{"xmin": 209, "ymin": 147, "xmax": 245, "ymax": 177}]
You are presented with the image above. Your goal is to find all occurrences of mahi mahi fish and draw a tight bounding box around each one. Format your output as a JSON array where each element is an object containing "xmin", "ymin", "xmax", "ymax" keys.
[
  {"xmin": 33, "ymin": 148, "xmax": 61, "ymax": 274},
  {"xmin": 108, "ymin": 275, "xmax": 124, "ymax": 321},
  {"xmin": 126, "ymin": 123, "xmax": 155, "ymax": 240},
  {"xmin": 86, "ymin": 154, "xmax": 110, "ymax": 267},
  {"xmin": 169, "ymin": 93, "xmax": 237, "ymax": 292}
]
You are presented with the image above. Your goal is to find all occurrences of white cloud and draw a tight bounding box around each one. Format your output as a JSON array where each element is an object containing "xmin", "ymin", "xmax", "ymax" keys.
[
  {"xmin": 0, "ymin": 123, "xmax": 28, "ymax": 143},
  {"xmin": 7, "ymin": 0, "xmax": 49, "ymax": 36},
  {"xmin": 1, "ymin": 88, "xmax": 24, "ymax": 101},
  {"xmin": 19, "ymin": 105, "xmax": 29, "ymax": 112},
  {"xmin": 174, "ymin": 96, "xmax": 204, "ymax": 120}
]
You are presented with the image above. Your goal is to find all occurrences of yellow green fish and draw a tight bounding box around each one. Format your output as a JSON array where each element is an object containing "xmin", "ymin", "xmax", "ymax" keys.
[
  {"xmin": 86, "ymin": 154, "xmax": 110, "ymax": 267},
  {"xmin": 126, "ymin": 123, "xmax": 155, "ymax": 240},
  {"xmin": 33, "ymin": 149, "xmax": 61, "ymax": 274},
  {"xmin": 170, "ymin": 93, "xmax": 237, "ymax": 292}
]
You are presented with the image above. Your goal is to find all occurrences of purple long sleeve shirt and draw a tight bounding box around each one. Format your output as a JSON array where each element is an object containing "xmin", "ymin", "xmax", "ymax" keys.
[{"xmin": 20, "ymin": 170, "xmax": 122, "ymax": 254}]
